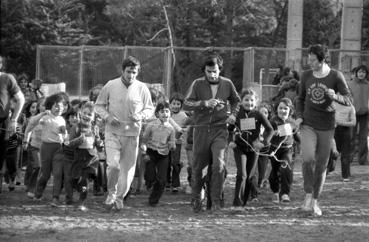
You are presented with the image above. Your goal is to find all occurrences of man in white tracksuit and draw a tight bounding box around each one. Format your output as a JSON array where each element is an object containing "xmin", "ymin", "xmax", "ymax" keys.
[{"xmin": 95, "ymin": 56, "xmax": 154, "ymax": 210}]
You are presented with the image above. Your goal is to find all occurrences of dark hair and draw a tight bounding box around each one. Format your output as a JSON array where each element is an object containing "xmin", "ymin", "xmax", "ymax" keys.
[
  {"xmin": 282, "ymin": 67, "xmax": 292, "ymax": 76},
  {"xmin": 355, "ymin": 65, "xmax": 369, "ymax": 78},
  {"xmin": 155, "ymin": 101, "xmax": 170, "ymax": 117},
  {"xmin": 24, "ymin": 100, "xmax": 39, "ymax": 118},
  {"xmin": 308, "ymin": 44, "xmax": 328, "ymax": 62},
  {"xmin": 89, "ymin": 85, "xmax": 103, "ymax": 102},
  {"xmin": 292, "ymin": 70, "xmax": 300, "ymax": 81},
  {"xmin": 31, "ymin": 79, "xmax": 43, "ymax": 89},
  {"xmin": 169, "ymin": 92, "xmax": 184, "ymax": 106},
  {"xmin": 71, "ymin": 99, "xmax": 82, "ymax": 107},
  {"xmin": 65, "ymin": 109, "xmax": 78, "ymax": 121},
  {"xmin": 274, "ymin": 97, "xmax": 294, "ymax": 116},
  {"xmin": 201, "ymin": 54, "xmax": 223, "ymax": 72},
  {"xmin": 44, "ymin": 93, "xmax": 66, "ymax": 110},
  {"xmin": 122, "ymin": 56, "xmax": 140, "ymax": 71},
  {"xmin": 17, "ymin": 73, "xmax": 29, "ymax": 85}
]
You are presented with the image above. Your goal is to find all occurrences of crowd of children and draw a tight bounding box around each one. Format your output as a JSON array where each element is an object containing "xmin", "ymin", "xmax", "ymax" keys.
[{"xmin": 1, "ymin": 61, "xmax": 368, "ymax": 215}]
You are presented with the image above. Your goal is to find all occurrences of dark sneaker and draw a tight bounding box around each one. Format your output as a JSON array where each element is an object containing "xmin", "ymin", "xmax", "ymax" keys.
[{"xmin": 192, "ymin": 199, "xmax": 202, "ymax": 213}]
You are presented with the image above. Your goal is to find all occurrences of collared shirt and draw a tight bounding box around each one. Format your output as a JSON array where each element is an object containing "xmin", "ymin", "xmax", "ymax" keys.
[
  {"xmin": 142, "ymin": 121, "xmax": 175, "ymax": 156},
  {"xmin": 95, "ymin": 77, "xmax": 154, "ymax": 136}
]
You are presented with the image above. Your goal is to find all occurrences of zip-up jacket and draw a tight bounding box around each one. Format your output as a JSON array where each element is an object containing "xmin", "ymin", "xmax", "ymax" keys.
[{"xmin": 183, "ymin": 76, "xmax": 240, "ymax": 126}]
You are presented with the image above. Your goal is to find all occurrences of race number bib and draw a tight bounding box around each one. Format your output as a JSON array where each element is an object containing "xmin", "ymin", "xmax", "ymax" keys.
[
  {"xmin": 240, "ymin": 118, "xmax": 256, "ymax": 131},
  {"xmin": 277, "ymin": 123, "xmax": 293, "ymax": 136}
]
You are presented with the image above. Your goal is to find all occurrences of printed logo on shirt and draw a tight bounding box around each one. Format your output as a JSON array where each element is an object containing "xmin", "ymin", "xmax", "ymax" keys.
[{"xmin": 307, "ymin": 82, "xmax": 327, "ymax": 104}]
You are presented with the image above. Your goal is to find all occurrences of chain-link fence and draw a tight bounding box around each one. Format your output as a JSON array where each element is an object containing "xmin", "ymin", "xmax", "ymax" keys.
[{"xmin": 36, "ymin": 45, "xmax": 369, "ymax": 101}]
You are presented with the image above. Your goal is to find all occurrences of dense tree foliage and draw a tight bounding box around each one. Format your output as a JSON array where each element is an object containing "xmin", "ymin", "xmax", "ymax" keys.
[{"xmin": 0, "ymin": 0, "xmax": 367, "ymax": 86}]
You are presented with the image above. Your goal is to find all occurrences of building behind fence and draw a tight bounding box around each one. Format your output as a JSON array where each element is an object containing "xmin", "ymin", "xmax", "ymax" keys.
[{"xmin": 36, "ymin": 45, "xmax": 369, "ymax": 102}]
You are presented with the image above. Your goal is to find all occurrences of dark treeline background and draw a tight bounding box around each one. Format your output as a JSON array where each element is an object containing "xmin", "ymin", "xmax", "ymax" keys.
[{"xmin": 1, "ymin": 0, "xmax": 368, "ymax": 82}]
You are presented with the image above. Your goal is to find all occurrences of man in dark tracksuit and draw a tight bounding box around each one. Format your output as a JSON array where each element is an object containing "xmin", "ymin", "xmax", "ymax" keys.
[{"xmin": 183, "ymin": 54, "xmax": 240, "ymax": 212}]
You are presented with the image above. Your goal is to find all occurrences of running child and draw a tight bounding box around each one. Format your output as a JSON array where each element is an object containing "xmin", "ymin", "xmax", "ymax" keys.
[
  {"xmin": 31, "ymin": 93, "xmax": 68, "ymax": 201},
  {"xmin": 230, "ymin": 88, "xmax": 274, "ymax": 206},
  {"xmin": 168, "ymin": 93, "xmax": 188, "ymax": 192},
  {"xmin": 268, "ymin": 97, "xmax": 300, "ymax": 204},
  {"xmin": 141, "ymin": 102, "xmax": 176, "ymax": 206},
  {"xmin": 67, "ymin": 101, "xmax": 103, "ymax": 210}
]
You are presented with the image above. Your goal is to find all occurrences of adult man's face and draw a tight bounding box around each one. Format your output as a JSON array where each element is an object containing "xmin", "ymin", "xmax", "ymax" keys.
[
  {"xmin": 122, "ymin": 66, "xmax": 139, "ymax": 84},
  {"xmin": 205, "ymin": 64, "xmax": 220, "ymax": 84},
  {"xmin": 308, "ymin": 53, "xmax": 323, "ymax": 72}
]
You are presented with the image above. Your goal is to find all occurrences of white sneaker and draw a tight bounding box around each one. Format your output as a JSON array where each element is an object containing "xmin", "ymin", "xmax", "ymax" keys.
[
  {"xmin": 312, "ymin": 199, "xmax": 322, "ymax": 216},
  {"xmin": 281, "ymin": 194, "xmax": 290, "ymax": 203},
  {"xmin": 114, "ymin": 199, "xmax": 124, "ymax": 211},
  {"xmin": 272, "ymin": 193, "xmax": 279, "ymax": 204},
  {"xmin": 104, "ymin": 194, "xmax": 116, "ymax": 205},
  {"xmin": 301, "ymin": 193, "xmax": 312, "ymax": 211},
  {"xmin": 27, "ymin": 192, "xmax": 35, "ymax": 199},
  {"xmin": 78, "ymin": 205, "xmax": 88, "ymax": 212}
]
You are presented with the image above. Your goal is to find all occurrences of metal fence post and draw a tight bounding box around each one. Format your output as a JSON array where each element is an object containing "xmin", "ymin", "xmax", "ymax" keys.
[{"xmin": 36, "ymin": 45, "xmax": 40, "ymax": 79}]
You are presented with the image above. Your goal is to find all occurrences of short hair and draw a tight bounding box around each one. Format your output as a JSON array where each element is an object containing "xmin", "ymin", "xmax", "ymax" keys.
[
  {"xmin": 169, "ymin": 92, "xmax": 184, "ymax": 106},
  {"xmin": 17, "ymin": 73, "xmax": 29, "ymax": 84},
  {"xmin": 155, "ymin": 101, "xmax": 170, "ymax": 117},
  {"xmin": 355, "ymin": 65, "xmax": 369, "ymax": 78},
  {"xmin": 240, "ymin": 88, "xmax": 258, "ymax": 100},
  {"xmin": 44, "ymin": 93, "xmax": 66, "ymax": 110},
  {"xmin": 259, "ymin": 101, "xmax": 272, "ymax": 114},
  {"xmin": 89, "ymin": 85, "xmax": 102, "ymax": 102},
  {"xmin": 274, "ymin": 97, "xmax": 294, "ymax": 116},
  {"xmin": 65, "ymin": 109, "xmax": 78, "ymax": 120},
  {"xmin": 308, "ymin": 44, "xmax": 328, "ymax": 62},
  {"xmin": 201, "ymin": 54, "xmax": 223, "ymax": 72},
  {"xmin": 122, "ymin": 56, "xmax": 140, "ymax": 71},
  {"xmin": 80, "ymin": 101, "xmax": 95, "ymax": 113}
]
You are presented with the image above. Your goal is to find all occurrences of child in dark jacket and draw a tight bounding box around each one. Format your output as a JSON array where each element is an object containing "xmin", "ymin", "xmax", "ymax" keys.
[
  {"xmin": 230, "ymin": 88, "xmax": 274, "ymax": 206},
  {"xmin": 66, "ymin": 102, "xmax": 103, "ymax": 211},
  {"xmin": 268, "ymin": 97, "xmax": 300, "ymax": 204}
]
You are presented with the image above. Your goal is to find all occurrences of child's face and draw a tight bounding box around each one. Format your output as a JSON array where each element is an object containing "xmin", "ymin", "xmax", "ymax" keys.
[
  {"xmin": 259, "ymin": 107, "xmax": 269, "ymax": 118},
  {"xmin": 68, "ymin": 114, "xmax": 79, "ymax": 126},
  {"xmin": 277, "ymin": 102, "xmax": 291, "ymax": 121},
  {"xmin": 357, "ymin": 69, "xmax": 367, "ymax": 80},
  {"xmin": 30, "ymin": 102, "xmax": 38, "ymax": 116},
  {"xmin": 51, "ymin": 101, "xmax": 64, "ymax": 116},
  {"xmin": 19, "ymin": 78, "xmax": 28, "ymax": 89},
  {"xmin": 157, "ymin": 108, "xmax": 171, "ymax": 123},
  {"xmin": 170, "ymin": 99, "xmax": 182, "ymax": 113},
  {"xmin": 242, "ymin": 94, "xmax": 257, "ymax": 111},
  {"xmin": 80, "ymin": 107, "xmax": 94, "ymax": 126}
]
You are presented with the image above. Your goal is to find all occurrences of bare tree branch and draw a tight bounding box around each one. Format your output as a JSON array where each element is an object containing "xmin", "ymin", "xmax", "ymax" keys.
[
  {"xmin": 161, "ymin": 2, "xmax": 176, "ymax": 69},
  {"xmin": 147, "ymin": 27, "xmax": 168, "ymax": 42}
]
